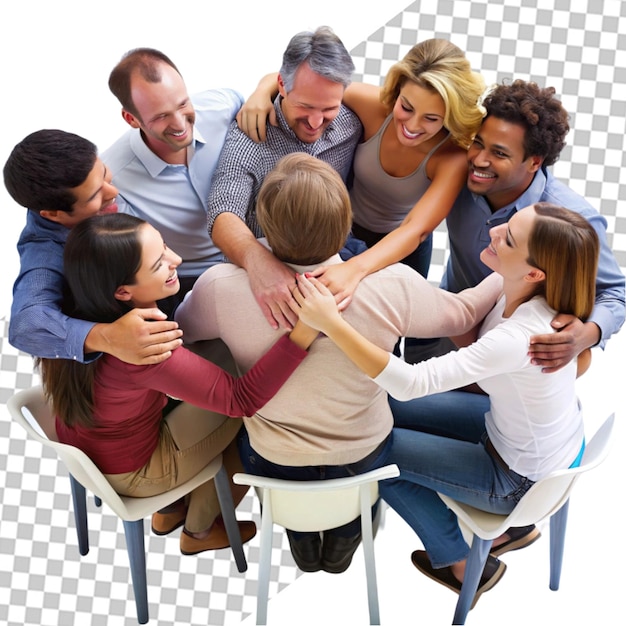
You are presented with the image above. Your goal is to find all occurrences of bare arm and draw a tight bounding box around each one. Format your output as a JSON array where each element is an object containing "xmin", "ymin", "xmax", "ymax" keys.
[
  {"xmin": 312, "ymin": 149, "xmax": 467, "ymax": 304},
  {"xmin": 211, "ymin": 212, "xmax": 298, "ymax": 330},
  {"xmin": 84, "ymin": 308, "xmax": 183, "ymax": 365}
]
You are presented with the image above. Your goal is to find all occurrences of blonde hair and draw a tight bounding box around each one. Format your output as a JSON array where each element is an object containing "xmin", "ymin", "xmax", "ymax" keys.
[
  {"xmin": 528, "ymin": 203, "xmax": 599, "ymax": 320},
  {"xmin": 381, "ymin": 39, "xmax": 486, "ymax": 148},
  {"xmin": 256, "ymin": 153, "xmax": 352, "ymax": 264}
]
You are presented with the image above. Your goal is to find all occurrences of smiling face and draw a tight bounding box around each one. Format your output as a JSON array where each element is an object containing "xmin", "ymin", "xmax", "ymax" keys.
[
  {"xmin": 466, "ymin": 116, "xmax": 542, "ymax": 211},
  {"xmin": 123, "ymin": 62, "xmax": 195, "ymax": 163},
  {"xmin": 278, "ymin": 62, "xmax": 344, "ymax": 143},
  {"xmin": 114, "ymin": 223, "xmax": 182, "ymax": 308},
  {"xmin": 42, "ymin": 158, "xmax": 118, "ymax": 228},
  {"xmin": 392, "ymin": 81, "xmax": 446, "ymax": 147},
  {"xmin": 480, "ymin": 205, "xmax": 539, "ymax": 282}
]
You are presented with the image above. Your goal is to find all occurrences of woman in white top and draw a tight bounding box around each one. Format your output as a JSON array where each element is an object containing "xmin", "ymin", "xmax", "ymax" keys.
[{"xmin": 289, "ymin": 202, "xmax": 598, "ymax": 605}]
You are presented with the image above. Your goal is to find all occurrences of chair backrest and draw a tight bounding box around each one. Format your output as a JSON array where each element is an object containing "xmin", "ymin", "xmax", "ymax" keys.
[
  {"xmin": 506, "ymin": 412, "xmax": 615, "ymax": 527},
  {"xmin": 7, "ymin": 385, "xmax": 138, "ymax": 517},
  {"xmin": 7, "ymin": 385, "xmax": 225, "ymax": 522},
  {"xmin": 440, "ymin": 413, "xmax": 615, "ymax": 537},
  {"xmin": 233, "ymin": 465, "xmax": 399, "ymax": 532}
]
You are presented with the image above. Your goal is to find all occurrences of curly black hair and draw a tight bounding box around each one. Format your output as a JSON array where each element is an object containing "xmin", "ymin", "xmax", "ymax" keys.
[{"xmin": 482, "ymin": 80, "xmax": 570, "ymax": 167}]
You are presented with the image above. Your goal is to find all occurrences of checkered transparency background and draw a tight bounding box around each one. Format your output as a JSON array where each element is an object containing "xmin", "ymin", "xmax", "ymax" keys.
[
  {"xmin": 1, "ymin": 1, "xmax": 625, "ymax": 625},
  {"xmin": 350, "ymin": 0, "xmax": 626, "ymax": 282}
]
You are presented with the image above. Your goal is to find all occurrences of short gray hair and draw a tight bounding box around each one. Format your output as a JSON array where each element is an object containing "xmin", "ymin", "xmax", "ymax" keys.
[{"xmin": 280, "ymin": 26, "xmax": 354, "ymax": 92}]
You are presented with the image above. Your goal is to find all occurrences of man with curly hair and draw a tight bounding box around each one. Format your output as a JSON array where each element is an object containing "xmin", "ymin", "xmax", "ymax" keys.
[{"xmin": 412, "ymin": 79, "xmax": 624, "ymax": 372}]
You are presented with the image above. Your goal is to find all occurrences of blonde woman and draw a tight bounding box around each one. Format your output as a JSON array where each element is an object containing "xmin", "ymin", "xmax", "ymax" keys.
[{"xmin": 240, "ymin": 39, "xmax": 485, "ymax": 299}]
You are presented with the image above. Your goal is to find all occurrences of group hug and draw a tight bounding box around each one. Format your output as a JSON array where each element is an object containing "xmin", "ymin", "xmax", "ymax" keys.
[{"xmin": 4, "ymin": 24, "xmax": 624, "ymax": 612}]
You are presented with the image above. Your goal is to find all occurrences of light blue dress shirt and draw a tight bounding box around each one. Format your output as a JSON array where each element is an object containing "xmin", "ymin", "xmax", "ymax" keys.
[{"xmin": 102, "ymin": 88, "xmax": 244, "ymax": 278}]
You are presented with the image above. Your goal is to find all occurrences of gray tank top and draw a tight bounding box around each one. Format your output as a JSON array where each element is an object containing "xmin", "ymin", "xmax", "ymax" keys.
[{"xmin": 350, "ymin": 114, "xmax": 450, "ymax": 233}]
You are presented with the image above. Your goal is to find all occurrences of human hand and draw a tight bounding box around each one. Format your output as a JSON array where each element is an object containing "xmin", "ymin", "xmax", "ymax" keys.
[
  {"xmin": 528, "ymin": 315, "xmax": 599, "ymax": 373},
  {"xmin": 289, "ymin": 273, "xmax": 342, "ymax": 334},
  {"xmin": 92, "ymin": 308, "xmax": 183, "ymax": 365},
  {"xmin": 235, "ymin": 85, "xmax": 278, "ymax": 143},
  {"xmin": 248, "ymin": 257, "xmax": 299, "ymax": 330},
  {"xmin": 309, "ymin": 261, "xmax": 363, "ymax": 310}
]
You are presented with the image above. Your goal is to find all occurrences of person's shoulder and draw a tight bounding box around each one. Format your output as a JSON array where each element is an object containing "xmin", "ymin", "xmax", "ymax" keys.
[
  {"xmin": 100, "ymin": 130, "xmax": 135, "ymax": 172},
  {"xmin": 192, "ymin": 88, "xmax": 244, "ymax": 112},
  {"xmin": 512, "ymin": 297, "xmax": 556, "ymax": 329},
  {"xmin": 540, "ymin": 169, "xmax": 594, "ymax": 212},
  {"xmin": 195, "ymin": 262, "xmax": 247, "ymax": 287},
  {"xmin": 364, "ymin": 261, "xmax": 427, "ymax": 286}
]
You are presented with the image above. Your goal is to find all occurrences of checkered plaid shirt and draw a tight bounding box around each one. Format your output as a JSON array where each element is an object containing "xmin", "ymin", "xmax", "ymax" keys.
[{"xmin": 207, "ymin": 95, "xmax": 362, "ymax": 238}]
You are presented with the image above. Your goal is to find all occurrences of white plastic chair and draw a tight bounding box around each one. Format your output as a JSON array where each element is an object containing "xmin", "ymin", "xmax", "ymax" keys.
[
  {"xmin": 233, "ymin": 464, "xmax": 399, "ymax": 625},
  {"xmin": 7, "ymin": 385, "xmax": 247, "ymax": 624},
  {"xmin": 437, "ymin": 412, "xmax": 615, "ymax": 625}
]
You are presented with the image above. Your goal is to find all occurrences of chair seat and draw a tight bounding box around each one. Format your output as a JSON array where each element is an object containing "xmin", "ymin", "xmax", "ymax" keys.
[{"xmin": 437, "ymin": 413, "xmax": 614, "ymax": 625}]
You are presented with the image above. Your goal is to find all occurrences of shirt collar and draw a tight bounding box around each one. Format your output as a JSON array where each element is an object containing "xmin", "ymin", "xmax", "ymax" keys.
[
  {"xmin": 129, "ymin": 124, "xmax": 204, "ymax": 177},
  {"xmin": 471, "ymin": 167, "xmax": 549, "ymax": 219},
  {"xmin": 258, "ymin": 239, "xmax": 343, "ymax": 272},
  {"xmin": 285, "ymin": 254, "xmax": 343, "ymax": 274}
]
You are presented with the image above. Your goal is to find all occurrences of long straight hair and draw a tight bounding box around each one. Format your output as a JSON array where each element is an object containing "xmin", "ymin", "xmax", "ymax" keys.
[
  {"xmin": 38, "ymin": 214, "xmax": 146, "ymax": 427},
  {"xmin": 527, "ymin": 202, "xmax": 599, "ymax": 320}
]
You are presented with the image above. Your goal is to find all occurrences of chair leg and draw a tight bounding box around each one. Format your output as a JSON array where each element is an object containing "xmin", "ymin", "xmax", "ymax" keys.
[
  {"xmin": 214, "ymin": 464, "xmax": 247, "ymax": 572},
  {"xmin": 549, "ymin": 498, "xmax": 570, "ymax": 591},
  {"xmin": 69, "ymin": 474, "xmax": 89, "ymax": 556},
  {"xmin": 360, "ymin": 487, "xmax": 380, "ymax": 625},
  {"xmin": 122, "ymin": 519, "xmax": 149, "ymax": 625},
  {"xmin": 256, "ymin": 490, "xmax": 274, "ymax": 626},
  {"xmin": 453, "ymin": 537, "xmax": 491, "ymax": 625}
]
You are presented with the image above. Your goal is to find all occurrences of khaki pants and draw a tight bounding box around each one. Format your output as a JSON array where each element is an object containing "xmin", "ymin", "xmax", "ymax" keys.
[{"xmin": 105, "ymin": 403, "xmax": 247, "ymax": 533}]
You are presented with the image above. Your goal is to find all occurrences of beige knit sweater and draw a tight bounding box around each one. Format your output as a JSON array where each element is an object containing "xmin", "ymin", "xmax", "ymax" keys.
[{"xmin": 176, "ymin": 255, "xmax": 500, "ymax": 466}]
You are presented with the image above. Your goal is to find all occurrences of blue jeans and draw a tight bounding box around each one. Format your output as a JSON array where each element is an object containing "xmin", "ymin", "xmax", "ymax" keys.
[
  {"xmin": 237, "ymin": 428, "xmax": 392, "ymax": 539},
  {"xmin": 380, "ymin": 391, "xmax": 535, "ymax": 568}
]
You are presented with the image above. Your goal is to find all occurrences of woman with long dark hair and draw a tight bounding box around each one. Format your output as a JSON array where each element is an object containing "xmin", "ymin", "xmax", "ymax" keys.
[{"xmin": 39, "ymin": 212, "xmax": 314, "ymax": 555}]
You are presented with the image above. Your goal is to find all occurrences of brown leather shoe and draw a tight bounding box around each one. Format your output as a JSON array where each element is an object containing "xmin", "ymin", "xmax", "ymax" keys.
[
  {"xmin": 490, "ymin": 525, "xmax": 541, "ymax": 557},
  {"xmin": 151, "ymin": 505, "xmax": 187, "ymax": 536},
  {"xmin": 180, "ymin": 517, "xmax": 257, "ymax": 555},
  {"xmin": 411, "ymin": 550, "xmax": 506, "ymax": 610}
]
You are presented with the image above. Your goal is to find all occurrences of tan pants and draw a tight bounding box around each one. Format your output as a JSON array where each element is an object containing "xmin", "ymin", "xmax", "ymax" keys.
[{"xmin": 105, "ymin": 403, "xmax": 247, "ymax": 533}]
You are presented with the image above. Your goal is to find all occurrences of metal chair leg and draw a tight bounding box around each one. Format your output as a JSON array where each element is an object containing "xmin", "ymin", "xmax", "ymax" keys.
[
  {"xmin": 214, "ymin": 464, "xmax": 247, "ymax": 572},
  {"xmin": 549, "ymin": 498, "xmax": 570, "ymax": 591},
  {"xmin": 122, "ymin": 519, "xmax": 149, "ymax": 624},
  {"xmin": 69, "ymin": 474, "xmax": 89, "ymax": 556}
]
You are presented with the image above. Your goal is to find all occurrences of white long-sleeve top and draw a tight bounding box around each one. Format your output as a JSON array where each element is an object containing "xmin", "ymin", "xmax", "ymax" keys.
[{"xmin": 374, "ymin": 295, "xmax": 584, "ymax": 481}]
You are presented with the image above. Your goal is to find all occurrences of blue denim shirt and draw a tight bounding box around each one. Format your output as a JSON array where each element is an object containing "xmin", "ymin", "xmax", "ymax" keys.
[
  {"xmin": 443, "ymin": 167, "xmax": 625, "ymax": 347},
  {"xmin": 10, "ymin": 211, "xmax": 96, "ymax": 361}
]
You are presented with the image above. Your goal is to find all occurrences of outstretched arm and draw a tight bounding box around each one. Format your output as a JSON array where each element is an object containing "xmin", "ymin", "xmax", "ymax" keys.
[
  {"xmin": 85, "ymin": 308, "xmax": 183, "ymax": 365},
  {"xmin": 10, "ymin": 261, "xmax": 181, "ymax": 364},
  {"xmin": 311, "ymin": 149, "xmax": 467, "ymax": 303}
]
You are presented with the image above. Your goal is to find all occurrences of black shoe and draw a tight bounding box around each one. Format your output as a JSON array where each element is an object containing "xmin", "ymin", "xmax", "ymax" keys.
[
  {"xmin": 490, "ymin": 525, "xmax": 541, "ymax": 557},
  {"xmin": 286, "ymin": 531, "xmax": 322, "ymax": 572},
  {"xmin": 411, "ymin": 550, "xmax": 506, "ymax": 610},
  {"xmin": 321, "ymin": 532, "xmax": 362, "ymax": 574}
]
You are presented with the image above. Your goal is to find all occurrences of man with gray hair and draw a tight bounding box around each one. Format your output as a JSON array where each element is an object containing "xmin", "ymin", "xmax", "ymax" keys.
[{"xmin": 207, "ymin": 26, "xmax": 362, "ymax": 331}]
